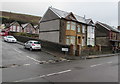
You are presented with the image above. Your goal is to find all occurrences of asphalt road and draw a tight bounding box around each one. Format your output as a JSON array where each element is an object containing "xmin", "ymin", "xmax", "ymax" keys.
[{"xmin": 1, "ymin": 38, "xmax": 119, "ymax": 83}]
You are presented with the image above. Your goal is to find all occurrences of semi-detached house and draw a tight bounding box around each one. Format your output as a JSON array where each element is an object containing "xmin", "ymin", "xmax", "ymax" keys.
[{"xmin": 39, "ymin": 7, "xmax": 95, "ymax": 49}]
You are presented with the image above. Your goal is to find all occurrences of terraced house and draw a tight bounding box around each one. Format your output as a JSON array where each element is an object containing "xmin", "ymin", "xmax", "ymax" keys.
[
  {"xmin": 95, "ymin": 21, "xmax": 120, "ymax": 51},
  {"xmin": 39, "ymin": 7, "xmax": 95, "ymax": 48}
]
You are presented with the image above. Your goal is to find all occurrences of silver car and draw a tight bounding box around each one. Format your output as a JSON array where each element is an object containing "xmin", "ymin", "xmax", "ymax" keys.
[
  {"xmin": 24, "ymin": 40, "xmax": 41, "ymax": 51},
  {"xmin": 4, "ymin": 35, "xmax": 17, "ymax": 43}
]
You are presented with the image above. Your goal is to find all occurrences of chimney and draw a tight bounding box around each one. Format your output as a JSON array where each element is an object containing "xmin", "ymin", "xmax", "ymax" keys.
[{"xmin": 83, "ymin": 15, "xmax": 86, "ymax": 19}]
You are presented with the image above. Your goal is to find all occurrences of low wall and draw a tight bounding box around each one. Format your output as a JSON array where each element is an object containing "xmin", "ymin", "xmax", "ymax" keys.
[{"xmin": 14, "ymin": 35, "xmax": 70, "ymax": 54}]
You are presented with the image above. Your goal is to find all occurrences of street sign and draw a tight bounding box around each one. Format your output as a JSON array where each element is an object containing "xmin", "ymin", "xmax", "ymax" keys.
[{"xmin": 62, "ymin": 48, "xmax": 69, "ymax": 52}]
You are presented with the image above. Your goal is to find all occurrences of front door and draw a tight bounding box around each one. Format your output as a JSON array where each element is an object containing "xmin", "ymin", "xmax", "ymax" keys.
[{"xmin": 77, "ymin": 36, "xmax": 81, "ymax": 45}]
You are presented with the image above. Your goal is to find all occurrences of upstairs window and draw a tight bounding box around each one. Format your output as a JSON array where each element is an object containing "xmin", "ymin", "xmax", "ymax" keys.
[
  {"xmin": 66, "ymin": 21, "xmax": 76, "ymax": 31},
  {"xmin": 77, "ymin": 25, "xmax": 81, "ymax": 33},
  {"xmin": 82, "ymin": 25, "xmax": 86, "ymax": 33}
]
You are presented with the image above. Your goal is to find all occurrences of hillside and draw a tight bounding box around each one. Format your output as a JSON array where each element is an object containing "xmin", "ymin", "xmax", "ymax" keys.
[{"xmin": 0, "ymin": 11, "xmax": 41, "ymax": 25}]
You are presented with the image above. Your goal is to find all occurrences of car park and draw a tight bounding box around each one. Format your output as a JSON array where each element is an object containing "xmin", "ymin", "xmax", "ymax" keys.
[
  {"xmin": 24, "ymin": 40, "xmax": 41, "ymax": 51},
  {"xmin": 4, "ymin": 35, "xmax": 17, "ymax": 43}
]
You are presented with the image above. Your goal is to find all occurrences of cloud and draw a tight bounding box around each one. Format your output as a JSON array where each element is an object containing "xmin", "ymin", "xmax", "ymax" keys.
[{"xmin": 1, "ymin": 1, "xmax": 118, "ymax": 26}]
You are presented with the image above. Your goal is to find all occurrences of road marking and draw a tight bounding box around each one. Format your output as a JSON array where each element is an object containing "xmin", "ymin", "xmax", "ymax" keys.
[
  {"xmin": 26, "ymin": 56, "xmax": 41, "ymax": 63},
  {"xmin": 57, "ymin": 69, "xmax": 71, "ymax": 74},
  {"xmin": 13, "ymin": 48, "xmax": 22, "ymax": 53},
  {"xmin": 90, "ymin": 63, "xmax": 103, "ymax": 67},
  {"xmin": 90, "ymin": 61, "xmax": 113, "ymax": 68},
  {"xmin": 23, "ymin": 64, "xmax": 31, "ymax": 66},
  {"xmin": 107, "ymin": 61, "xmax": 113, "ymax": 64},
  {"xmin": 14, "ymin": 69, "xmax": 72, "ymax": 82}
]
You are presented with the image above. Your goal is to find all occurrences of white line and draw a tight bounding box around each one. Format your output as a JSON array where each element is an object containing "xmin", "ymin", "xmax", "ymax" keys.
[
  {"xmin": 14, "ymin": 69, "xmax": 72, "ymax": 82},
  {"xmin": 57, "ymin": 70, "xmax": 71, "ymax": 74},
  {"xmin": 23, "ymin": 64, "xmax": 31, "ymax": 66},
  {"xmin": 107, "ymin": 61, "xmax": 113, "ymax": 64},
  {"xmin": 90, "ymin": 63, "xmax": 102, "ymax": 67},
  {"xmin": 26, "ymin": 56, "xmax": 41, "ymax": 63},
  {"xmin": 13, "ymin": 48, "xmax": 22, "ymax": 53},
  {"xmin": 46, "ymin": 73, "xmax": 57, "ymax": 76}
]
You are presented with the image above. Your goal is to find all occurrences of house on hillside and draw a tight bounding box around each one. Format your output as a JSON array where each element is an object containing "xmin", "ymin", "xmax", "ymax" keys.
[
  {"xmin": 39, "ymin": 7, "xmax": 95, "ymax": 49},
  {"xmin": 34, "ymin": 25, "xmax": 39, "ymax": 34},
  {"xmin": 6, "ymin": 21, "xmax": 22, "ymax": 32},
  {"xmin": 21, "ymin": 23, "xmax": 35, "ymax": 34},
  {"xmin": 95, "ymin": 21, "xmax": 120, "ymax": 51}
]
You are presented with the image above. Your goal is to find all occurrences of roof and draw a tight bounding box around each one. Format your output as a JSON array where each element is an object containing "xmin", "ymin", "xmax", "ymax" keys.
[
  {"xmin": 21, "ymin": 23, "xmax": 31, "ymax": 28},
  {"xmin": 49, "ymin": 7, "xmax": 92, "ymax": 24},
  {"xmin": 96, "ymin": 21, "xmax": 120, "ymax": 33},
  {"xmin": 34, "ymin": 25, "xmax": 39, "ymax": 28}
]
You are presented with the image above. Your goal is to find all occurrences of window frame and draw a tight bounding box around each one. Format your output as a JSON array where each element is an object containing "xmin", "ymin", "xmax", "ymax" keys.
[{"xmin": 66, "ymin": 21, "xmax": 76, "ymax": 31}]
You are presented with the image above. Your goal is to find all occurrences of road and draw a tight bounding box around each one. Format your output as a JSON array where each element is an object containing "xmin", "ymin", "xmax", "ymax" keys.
[{"xmin": 1, "ymin": 38, "xmax": 119, "ymax": 83}]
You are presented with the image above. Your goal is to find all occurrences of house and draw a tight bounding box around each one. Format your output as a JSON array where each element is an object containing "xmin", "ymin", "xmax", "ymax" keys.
[
  {"xmin": 6, "ymin": 21, "xmax": 22, "ymax": 32},
  {"xmin": 95, "ymin": 21, "xmax": 120, "ymax": 49},
  {"xmin": 21, "ymin": 23, "xmax": 35, "ymax": 34},
  {"xmin": 34, "ymin": 25, "xmax": 39, "ymax": 34},
  {"xmin": 39, "ymin": 7, "xmax": 95, "ymax": 49},
  {"xmin": 0, "ymin": 24, "xmax": 5, "ymax": 29}
]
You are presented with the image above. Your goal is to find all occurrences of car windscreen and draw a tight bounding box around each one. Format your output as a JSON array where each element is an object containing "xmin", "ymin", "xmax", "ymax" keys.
[
  {"xmin": 34, "ymin": 42, "xmax": 40, "ymax": 44},
  {"xmin": 7, "ymin": 36, "xmax": 14, "ymax": 38}
]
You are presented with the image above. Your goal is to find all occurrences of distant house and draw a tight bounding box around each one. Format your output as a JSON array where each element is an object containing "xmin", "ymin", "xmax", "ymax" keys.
[
  {"xmin": 34, "ymin": 25, "xmax": 39, "ymax": 34},
  {"xmin": 0, "ymin": 24, "xmax": 5, "ymax": 29},
  {"xmin": 39, "ymin": 7, "xmax": 95, "ymax": 48},
  {"xmin": 6, "ymin": 21, "xmax": 22, "ymax": 32},
  {"xmin": 21, "ymin": 23, "xmax": 35, "ymax": 34},
  {"xmin": 95, "ymin": 21, "xmax": 120, "ymax": 48}
]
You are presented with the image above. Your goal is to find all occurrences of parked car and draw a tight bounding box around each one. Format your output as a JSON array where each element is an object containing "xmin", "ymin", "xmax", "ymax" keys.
[
  {"xmin": 24, "ymin": 40, "xmax": 41, "ymax": 51},
  {"xmin": 4, "ymin": 35, "xmax": 17, "ymax": 43},
  {"xmin": 0, "ymin": 31, "xmax": 8, "ymax": 36}
]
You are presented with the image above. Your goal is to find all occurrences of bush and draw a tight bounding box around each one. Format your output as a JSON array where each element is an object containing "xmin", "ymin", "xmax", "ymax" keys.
[{"xmin": 14, "ymin": 32, "xmax": 39, "ymax": 38}]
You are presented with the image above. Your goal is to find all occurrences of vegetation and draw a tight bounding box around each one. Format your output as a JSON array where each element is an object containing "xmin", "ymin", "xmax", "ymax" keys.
[
  {"xmin": 9, "ymin": 32, "xmax": 39, "ymax": 38},
  {"xmin": 0, "ymin": 11, "xmax": 41, "ymax": 25}
]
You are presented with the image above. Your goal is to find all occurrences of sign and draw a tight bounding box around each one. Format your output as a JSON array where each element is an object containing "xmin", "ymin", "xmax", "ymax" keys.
[{"xmin": 62, "ymin": 48, "xmax": 69, "ymax": 52}]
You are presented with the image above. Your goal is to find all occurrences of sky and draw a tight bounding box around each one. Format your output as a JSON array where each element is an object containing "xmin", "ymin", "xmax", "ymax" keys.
[{"xmin": 0, "ymin": 0, "xmax": 119, "ymax": 27}]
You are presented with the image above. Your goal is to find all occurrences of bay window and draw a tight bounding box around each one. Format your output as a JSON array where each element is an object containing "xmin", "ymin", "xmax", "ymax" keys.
[
  {"xmin": 66, "ymin": 36, "xmax": 75, "ymax": 45},
  {"xmin": 82, "ymin": 25, "xmax": 86, "ymax": 33},
  {"xmin": 66, "ymin": 21, "xmax": 76, "ymax": 31}
]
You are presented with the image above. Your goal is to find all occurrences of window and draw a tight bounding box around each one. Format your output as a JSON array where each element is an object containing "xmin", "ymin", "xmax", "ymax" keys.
[
  {"xmin": 67, "ymin": 24, "xmax": 70, "ymax": 30},
  {"xmin": 91, "ymin": 27, "xmax": 94, "ymax": 34},
  {"xmin": 66, "ymin": 21, "xmax": 76, "ymax": 31},
  {"xmin": 13, "ymin": 26, "xmax": 16, "ymax": 32},
  {"xmin": 82, "ymin": 25, "xmax": 86, "ymax": 33},
  {"xmin": 66, "ymin": 36, "xmax": 75, "ymax": 45},
  {"xmin": 77, "ymin": 25, "xmax": 81, "ymax": 33}
]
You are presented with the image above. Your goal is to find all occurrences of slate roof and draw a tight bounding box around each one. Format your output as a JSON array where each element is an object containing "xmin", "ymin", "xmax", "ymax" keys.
[
  {"xmin": 21, "ymin": 23, "xmax": 30, "ymax": 28},
  {"xmin": 49, "ymin": 7, "xmax": 91, "ymax": 24},
  {"xmin": 34, "ymin": 25, "xmax": 39, "ymax": 29},
  {"xmin": 96, "ymin": 21, "xmax": 120, "ymax": 33}
]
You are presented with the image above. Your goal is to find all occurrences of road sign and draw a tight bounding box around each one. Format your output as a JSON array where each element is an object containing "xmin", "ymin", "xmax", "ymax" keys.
[{"xmin": 62, "ymin": 48, "xmax": 69, "ymax": 52}]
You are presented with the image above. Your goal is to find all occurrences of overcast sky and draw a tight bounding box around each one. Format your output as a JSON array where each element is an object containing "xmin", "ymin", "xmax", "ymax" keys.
[{"xmin": 0, "ymin": 0, "xmax": 119, "ymax": 27}]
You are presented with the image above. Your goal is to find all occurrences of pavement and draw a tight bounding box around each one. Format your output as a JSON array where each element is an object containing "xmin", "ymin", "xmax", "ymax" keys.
[{"xmin": 17, "ymin": 41, "xmax": 119, "ymax": 60}]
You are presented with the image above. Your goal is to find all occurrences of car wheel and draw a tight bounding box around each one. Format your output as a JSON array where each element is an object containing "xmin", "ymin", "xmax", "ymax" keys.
[
  {"xmin": 30, "ymin": 47, "xmax": 33, "ymax": 51},
  {"xmin": 24, "ymin": 45, "xmax": 26, "ymax": 49}
]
